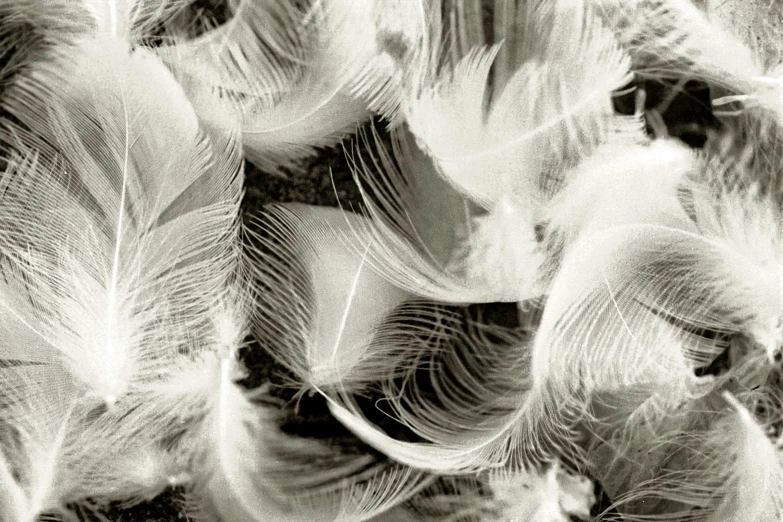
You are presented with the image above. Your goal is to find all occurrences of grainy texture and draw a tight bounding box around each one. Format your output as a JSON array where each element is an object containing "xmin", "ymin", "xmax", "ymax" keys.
[{"xmin": 706, "ymin": 0, "xmax": 783, "ymax": 70}]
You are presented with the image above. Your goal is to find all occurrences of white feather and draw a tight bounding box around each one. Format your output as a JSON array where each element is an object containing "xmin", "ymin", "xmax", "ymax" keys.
[
  {"xmin": 0, "ymin": 37, "xmax": 243, "ymax": 405},
  {"xmin": 0, "ymin": 365, "xmax": 82, "ymax": 521},
  {"xmin": 246, "ymin": 203, "xmax": 414, "ymax": 390},
  {"xmin": 80, "ymin": 0, "xmax": 186, "ymax": 41},
  {"xmin": 705, "ymin": 393, "xmax": 783, "ymax": 522},
  {"xmin": 349, "ymin": 0, "xmax": 631, "ymax": 304},
  {"xmin": 406, "ymin": 1, "xmax": 631, "ymax": 206},
  {"xmin": 325, "ymin": 345, "xmax": 576, "ymax": 473},
  {"xmin": 487, "ymin": 463, "xmax": 595, "ymax": 522},
  {"xmin": 595, "ymin": 0, "xmax": 762, "ymax": 88},
  {"xmin": 148, "ymin": 294, "xmax": 431, "ymax": 522},
  {"xmin": 349, "ymin": 127, "xmax": 508, "ymax": 303},
  {"xmin": 589, "ymin": 388, "xmax": 783, "ymax": 521},
  {"xmin": 543, "ymin": 135, "xmax": 694, "ymax": 275},
  {"xmin": 158, "ymin": 0, "xmax": 429, "ymax": 173}
]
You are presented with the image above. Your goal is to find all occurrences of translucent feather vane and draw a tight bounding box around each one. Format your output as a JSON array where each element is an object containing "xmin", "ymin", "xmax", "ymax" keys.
[
  {"xmin": 3, "ymin": 0, "xmax": 783, "ymax": 520},
  {"xmin": 0, "ymin": 36, "xmax": 243, "ymax": 406}
]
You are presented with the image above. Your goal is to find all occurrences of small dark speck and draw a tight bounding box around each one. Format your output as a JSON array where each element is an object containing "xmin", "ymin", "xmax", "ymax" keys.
[{"xmin": 377, "ymin": 31, "xmax": 410, "ymax": 63}]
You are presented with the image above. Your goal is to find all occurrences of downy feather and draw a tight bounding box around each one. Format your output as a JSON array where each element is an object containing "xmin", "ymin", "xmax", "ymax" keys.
[
  {"xmin": 0, "ymin": 266, "xmax": 83, "ymax": 521},
  {"xmin": 0, "ymin": 283, "xmax": 175, "ymax": 515},
  {"xmin": 244, "ymin": 202, "xmax": 561, "ymax": 473},
  {"xmin": 405, "ymin": 1, "xmax": 631, "ymax": 207},
  {"xmin": 526, "ymin": 138, "xmax": 732, "ymax": 474},
  {"xmin": 150, "ymin": 291, "xmax": 431, "ymax": 522},
  {"xmin": 158, "ymin": 0, "xmax": 428, "ymax": 174},
  {"xmin": 80, "ymin": 0, "xmax": 187, "ymax": 42},
  {"xmin": 486, "ymin": 463, "xmax": 595, "ymax": 522},
  {"xmin": 543, "ymin": 134, "xmax": 693, "ymax": 278},
  {"xmin": 0, "ymin": 363, "xmax": 82, "ymax": 521},
  {"xmin": 348, "ymin": 127, "xmax": 493, "ymax": 303},
  {"xmin": 246, "ymin": 203, "xmax": 415, "ymax": 390},
  {"xmin": 594, "ymin": 0, "xmax": 761, "ymax": 89},
  {"xmin": 351, "ymin": 0, "xmax": 631, "ymax": 304},
  {"xmin": 588, "ymin": 387, "xmax": 783, "ymax": 521},
  {"xmin": 324, "ymin": 320, "xmax": 579, "ymax": 472},
  {"xmin": 704, "ymin": 393, "xmax": 783, "ymax": 522},
  {"xmin": 0, "ymin": 36, "xmax": 243, "ymax": 405}
]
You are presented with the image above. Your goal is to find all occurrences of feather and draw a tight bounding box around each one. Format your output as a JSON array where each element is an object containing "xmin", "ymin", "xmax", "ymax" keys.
[
  {"xmin": 520, "ymin": 139, "xmax": 730, "ymax": 484},
  {"xmin": 324, "ymin": 318, "xmax": 577, "ymax": 473},
  {"xmin": 594, "ymin": 0, "xmax": 762, "ymax": 89},
  {"xmin": 349, "ymin": 0, "xmax": 631, "ymax": 304},
  {"xmin": 0, "ymin": 0, "xmax": 89, "ymax": 84},
  {"xmin": 587, "ymin": 386, "xmax": 783, "ymax": 521},
  {"xmin": 705, "ymin": 392, "xmax": 783, "ymax": 522},
  {"xmin": 406, "ymin": 0, "xmax": 631, "ymax": 205},
  {"xmin": 347, "ymin": 0, "xmax": 432, "ymax": 122},
  {"xmin": 0, "ymin": 36, "xmax": 243, "ymax": 405},
  {"xmin": 0, "ymin": 278, "xmax": 177, "ymax": 514},
  {"xmin": 158, "ymin": 0, "xmax": 429, "ymax": 174},
  {"xmin": 0, "ymin": 364, "xmax": 82, "ymax": 522},
  {"xmin": 79, "ymin": 0, "xmax": 187, "ymax": 42},
  {"xmin": 143, "ymin": 291, "xmax": 432, "ymax": 522},
  {"xmin": 349, "ymin": 127, "xmax": 497, "ymax": 303},
  {"xmin": 246, "ymin": 203, "xmax": 415, "ymax": 390},
  {"xmin": 532, "ymin": 223, "xmax": 725, "ymax": 440},
  {"xmin": 0, "ymin": 262, "xmax": 82, "ymax": 521},
  {"xmin": 674, "ymin": 167, "xmax": 783, "ymax": 365},
  {"xmin": 244, "ymin": 202, "xmax": 562, "ymax": 473},
  {"xmin": 542, "ymin": 134, "xmax": 694, "ymax": 278},
  {"xmin": 369, "ymin": 475, "xmax": 495, "ymax": 521},
  {"xmin": 486, "ymin": 463, "xmax": 595, "ymax": 522},
  {"xmin": 536, "ymin": 135, "xmax": 783, "ymax": 519},
  {"xmin": 702, "ymin": 0, "xmax": 783, "ymax": 73}
]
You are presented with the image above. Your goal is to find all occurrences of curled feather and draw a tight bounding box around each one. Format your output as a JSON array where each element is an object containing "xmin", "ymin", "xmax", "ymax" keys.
[
  {"xmin": 349, "ymin": 0, "xmax": 632, "ymax": 304},
  {"xmin": 159, "ymin": 0, "xmax": 429, "ymax": 173}
]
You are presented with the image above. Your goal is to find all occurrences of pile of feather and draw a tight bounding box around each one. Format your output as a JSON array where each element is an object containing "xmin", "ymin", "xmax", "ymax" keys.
[{"xmin": 2, "ymin": 0, "xmax": 783, "ymax": 520}]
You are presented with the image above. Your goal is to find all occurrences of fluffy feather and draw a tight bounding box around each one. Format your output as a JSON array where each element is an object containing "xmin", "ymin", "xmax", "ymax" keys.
[
  {"xmin": 80, "ymin": 0, "xmax": 187, "ymax": 41},
  {"xmin": 542, "ymin": 134, "xmax": 694, "ymax": 276},
  {"xmin": 246, "ymin": 203, "xmax": 416, "ymax": 390},
  {"xmin": 587, "ymin": 384, "xmax": 783, "ymax": 521},
  {"xmin": 538, "ymin": 137, "xmax": 783, "ymax": 518},
  {"xmin": 594, "ymin": 0, "xmax": 761, "ymax": 88},
  {"xmin": 349, "ymin": 127, "xmax": 498, "ymax": 303},
  {"xmin": 146, "ymin": 292, "xmax": 431, "ymax": 522},
  {"xmin": 0, "ymin": 281, "xmax": 180, "ymax": 517},
  {"xmin": 486, "ymin": 463, "xmax": 595, "ymax": 522},
  {"xmin": 245, "ymin": 202, "xmax": 561, "ymax": 473},
  {"xmin": 0, "ymin": 36, "xmax": 243, "ymax": 405},
  {"xmin": 349, "ymin": 0, "xmax": 631, "ymax": 304},
  {"xmin": 324, "ymin": 316, "xmax": 578, "ymax": 473},
  {"xmin": 705, "ymin": 393, "xmax": 783, "ymax": 522},
  {"xmin": 158, "ymin": 0, "xmax": 429, "ymax": 174},
  {"xmin": 0, "ymin": 265, "xmax": 82, "ymax": 521},
  {"xmin": 0, "ymin": 364, "xmax": 81, "ymax": 521}
]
